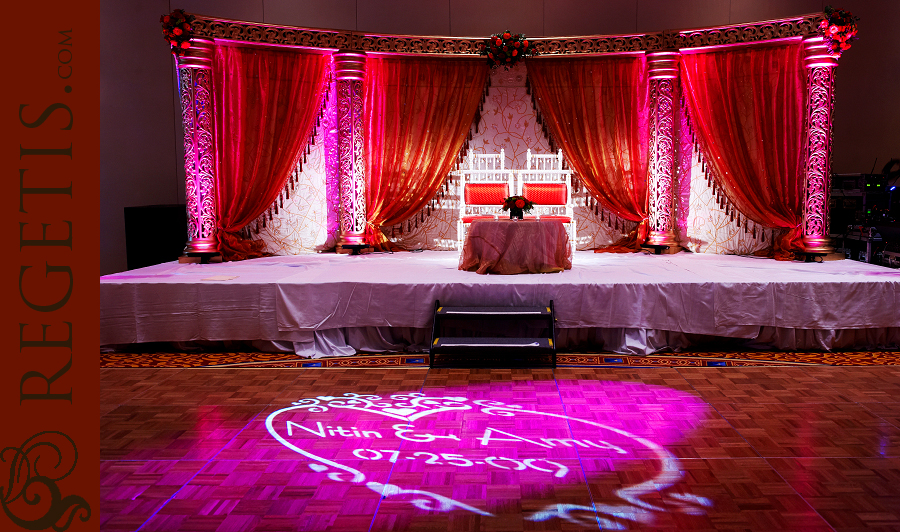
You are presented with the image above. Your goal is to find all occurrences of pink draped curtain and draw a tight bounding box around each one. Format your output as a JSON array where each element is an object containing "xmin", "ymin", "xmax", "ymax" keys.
[
  {"xmin": 527, "ymin": 56, "xmax": 650, "ymax": 250},
  {"xmin": 681, "ymin": 42, "xmax": 807, "ymax": 259},
  {"xmin": 213, "ymin": 45, "xmax": 329, "ymax": 260},
  {"xmin": 364, "ymin": 56, "xmax": 489, "ymax": 250}
]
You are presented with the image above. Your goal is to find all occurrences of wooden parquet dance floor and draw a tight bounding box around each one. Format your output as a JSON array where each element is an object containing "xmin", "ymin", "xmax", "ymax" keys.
[{"xmin": 100, "ymin": 365, "xmax": 900, "ymax": 531}]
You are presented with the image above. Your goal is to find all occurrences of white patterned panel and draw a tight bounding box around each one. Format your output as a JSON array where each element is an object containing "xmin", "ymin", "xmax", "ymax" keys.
[
  {"xmin": 255, "ymin": 83, "xmax": 339, "ymax": 255},
  {"xmin": 674, "ymin": 104, "xmax": 774, "ymax": 254}
]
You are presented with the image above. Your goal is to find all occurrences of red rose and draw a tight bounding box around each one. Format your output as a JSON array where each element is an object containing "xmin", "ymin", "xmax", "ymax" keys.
[
  {"xmin": 515, "ymin": 199, "xmax": 525, "ymax": 208},
  {"xmin": 173, "ymin": 28, "xmax": 182, "ymax": 35},
  {"xmin": 512, "ymin": 49, "xmax": 518, "ymax": 56},
  {"xmin": 182, "ymin": 23, "xmax": 190, "ymax": 30},
  {"xmin": 840, "ymin": 42, "xmax": 851, "ymax": 50},
  {"xmin": 503, "ymin": 32, "xmax": 511, "ymax": 39},
  {"xmin": 488, "ymin": 52, "xmax": 494, "ymax": 59},
  {"xmin": 163, "ymin": 15, "xmax": 171, "ymax": 23},
  {"xmin": 495, "ymin": 38, "xmax": 501, "ymax": 46},
  {"xmin": 514, "ymin": 42, "xmax": 520, "ymax": 48},
  {"xmin": 506, "ymin": 57, "xmax": 511, "ymax": 62},
  {"xmin": 523, "ymin": 40, "xmax": 528, "ymax": 47},
  {"xmin": 181, "ymin": 41, "xmax": 191, "ymax": 49}
]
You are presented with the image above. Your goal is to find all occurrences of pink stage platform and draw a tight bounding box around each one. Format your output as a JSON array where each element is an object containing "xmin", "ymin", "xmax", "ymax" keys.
[{"xmin": 100, "ymin": 251, "xmax": 900, "ymax": 356}]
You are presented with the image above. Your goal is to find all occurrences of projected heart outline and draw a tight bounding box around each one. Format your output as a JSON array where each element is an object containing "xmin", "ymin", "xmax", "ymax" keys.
[{"xmin": 266, "ymin": 391, "xmax": 712, "ymax": 528}]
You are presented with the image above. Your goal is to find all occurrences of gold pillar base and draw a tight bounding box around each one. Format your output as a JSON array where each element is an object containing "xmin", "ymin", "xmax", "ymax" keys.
[
  {"xmin": 801, "ymin": 235, "xmax": 833, "ymax": 254},
  {"xmin": 337, "ymin": 233, "xmax": 370, "ymax": 254},
  {"xmin": 338, "ymin": 233, "xmax": 366, "ymax": 246},
  {"xmin": 645, "ymin": 230, "xmax": 678, "ymax": 247},
  {"xmin": 179, "ymin": 253, "xmax": 222, "ymax": 264},
  {"xmin": 184, "ymin": 237, "xmax": 218, "ymax": 254}
]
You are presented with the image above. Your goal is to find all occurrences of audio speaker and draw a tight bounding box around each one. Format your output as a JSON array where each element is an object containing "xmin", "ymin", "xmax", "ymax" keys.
[{"xmin": 124, "ymin": 204, "xmax": 188, "ymax": 269}]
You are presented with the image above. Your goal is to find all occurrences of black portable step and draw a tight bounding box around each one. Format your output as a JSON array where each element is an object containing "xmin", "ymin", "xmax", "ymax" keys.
[
  {"xmin": 430, "ymin": 300, "xmax": 556, "ymax": 368},
  {"xmin": 436, "ymin": 306, "xmax": 551, "ymax": 317},
  {"xmin": 432, "ymin": 337, "xmax": 553, "ymax": 351}
]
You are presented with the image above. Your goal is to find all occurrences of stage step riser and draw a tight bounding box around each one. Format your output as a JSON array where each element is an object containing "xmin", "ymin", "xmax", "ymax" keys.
[{"xmin": 430, "ymin": 301, "xmax": 557, "ymax": 368}]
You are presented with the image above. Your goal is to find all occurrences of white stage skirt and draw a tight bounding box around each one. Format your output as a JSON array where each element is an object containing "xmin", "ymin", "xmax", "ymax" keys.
[{"xmin": 100, "ymin": 251, "xmax": 900, "ymax": 356}]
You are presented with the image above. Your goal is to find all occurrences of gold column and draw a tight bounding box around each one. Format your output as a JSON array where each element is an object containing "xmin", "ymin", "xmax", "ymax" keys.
[
  {"xmin": 645, "ymin": 51, "xmax": 680, "ymax": 248},
  {"xmin": 800, "ymin": 36, "xmax": 838, "ymax": 254},
  {"xmin": 176, "ymin": 38, "xmax": 219, "ymax": 256},
  {"xmin": 334, "ymin": 50, "xmax": 368, "ymax": 253}
]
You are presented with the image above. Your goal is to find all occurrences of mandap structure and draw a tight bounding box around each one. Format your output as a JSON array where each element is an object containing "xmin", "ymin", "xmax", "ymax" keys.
[{"xmin": 170, "ymin": 12, "xmax": 844, "ymax": 259}]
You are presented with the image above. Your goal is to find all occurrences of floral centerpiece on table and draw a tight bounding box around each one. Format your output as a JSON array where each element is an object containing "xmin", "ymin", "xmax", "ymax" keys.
[
  {"xmin": 502, "ymin": 195, "xmax": 534, "ymax": 219},
  {"xmin": 818, "ymin": 6, "xmax": 859, "ymax": 57},
  {"xmin": 160, "ymin": 9, "xmax": 196, "ymax": 57},
  {"xmin": 479, "ymin": 31, "xmax": 537, "ymax": 69}
]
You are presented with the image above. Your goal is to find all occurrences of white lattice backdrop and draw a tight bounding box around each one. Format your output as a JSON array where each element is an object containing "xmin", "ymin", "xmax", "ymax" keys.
[
  {"xmin": 255, "ymin": 63, "xmax": 776, "ymax": 256},
  {"xmin": 255, "ymin": 85, "xmax": 339, "ymax": 255},
  {"xmin": 673, "ymin": 102, "xmax": 775, "ymax": 254}
]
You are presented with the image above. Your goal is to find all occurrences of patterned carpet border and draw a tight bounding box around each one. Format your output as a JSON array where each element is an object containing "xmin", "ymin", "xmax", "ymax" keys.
[{"xmin": 100, "ymin": 350, "xmax": 900, "ymax": 368}]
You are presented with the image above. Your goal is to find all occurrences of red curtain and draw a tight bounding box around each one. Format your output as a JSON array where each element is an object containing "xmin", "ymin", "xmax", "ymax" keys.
[
  {"xmin": 527, "ymin": 56, "xmax": 650, "ymax": 251},
  {"xmin": 213, "ymin": 45, "xmax": 329, "ymax": 260},
  {"xmin": 681, "ymin": 42, "xmax": 807, "ymax": 259},
  {"xmin": 364, "ymin": 56, "xmax": 488, "ymax": 250}
]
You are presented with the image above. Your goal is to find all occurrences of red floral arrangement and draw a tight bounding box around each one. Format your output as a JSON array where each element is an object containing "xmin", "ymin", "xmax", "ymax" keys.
[
  {"xmin": 480, "ymin": 31, "xmax": 537, "ymax": 69},
  {"xmin": 160, "ymin": 9, "xmax": 196, "ymax": 57},
  {"xmin": 502, "ymin": 195, "xmax": 534, "ymax": 212},
  {"xmin": 818, "ymin": 6, "xmax": 859, "ymax": 57}
]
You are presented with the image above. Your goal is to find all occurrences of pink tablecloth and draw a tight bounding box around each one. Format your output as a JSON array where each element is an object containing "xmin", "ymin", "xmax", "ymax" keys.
[{"xmin": 458, "ymin": 219, "xmax": 573, "ymax": 274}]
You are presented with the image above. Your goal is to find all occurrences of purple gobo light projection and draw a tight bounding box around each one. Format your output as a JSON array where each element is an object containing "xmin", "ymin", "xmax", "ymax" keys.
[{"xmin": 267, "ymin": 383, "xmax": 713, "ymax": 529}]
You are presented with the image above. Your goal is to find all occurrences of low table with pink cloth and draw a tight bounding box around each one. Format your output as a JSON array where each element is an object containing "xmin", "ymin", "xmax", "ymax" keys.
[{"xmin": 458, "ymin": 219, "xmax": 573, "ymax": 274}]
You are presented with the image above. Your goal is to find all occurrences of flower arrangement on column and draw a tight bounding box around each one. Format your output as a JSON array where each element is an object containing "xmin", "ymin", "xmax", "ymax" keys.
[
  {"xmin": 502, "ymin": 195, "xmax": 534, "ymax": 219},
  {"xmin": 818, "ymin": 6, "xmax": 859, "ymax": 57},
  {"xmin": 480, "ymin": 31, "xmax": 538, "ymax": 69},
  {"xmin": 160, "ymin": 9, "xmax": 196, "ymax": 56}
]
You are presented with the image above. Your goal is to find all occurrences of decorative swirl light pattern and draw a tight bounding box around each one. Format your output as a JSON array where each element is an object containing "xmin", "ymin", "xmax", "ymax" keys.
[
  {"xmin": 337, "ymin": 79, "xmax": 367, "ymax": 244},
  {"xmin": 266, "ymin": 390, "xmax": 713, "ymax": 527},
  {"xmin": 288, "ymin": 392, "xmax": 472, "ymax": 421},
  {"xmin": 647, "ymin": 77, "xmax": 676, "ymax": 244}
]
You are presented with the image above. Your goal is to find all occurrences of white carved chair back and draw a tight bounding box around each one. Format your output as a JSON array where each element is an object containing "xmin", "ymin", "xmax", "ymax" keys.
[
  {"xmin": 515, "ymin": 149, "xmax": 577, "ymax": 248},
  {"xmin": 457, "ymin": 149, "xmax": 513, "ymax": 249}
]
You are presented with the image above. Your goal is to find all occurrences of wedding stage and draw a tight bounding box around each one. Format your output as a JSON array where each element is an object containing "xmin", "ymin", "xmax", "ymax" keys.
[{"xmin": 100, "ymin": 251, "xmax": 900, "ymax": 356}]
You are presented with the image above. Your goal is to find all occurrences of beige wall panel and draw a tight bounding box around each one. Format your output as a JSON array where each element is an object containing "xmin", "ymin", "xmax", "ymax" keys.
[
  {"xmin": 636, "ymin": 0, "xmax": 730, "ymax": 32},
  {"xmin": 543, "ymin": 0, "xmax": 638, "ymax": 37},
  {"xmin": 265, "ymin": 0, "xmax": 358, "ymax": 29},
  {"xmin": 449, "ymin": 0, "xmax": 545, "ymax": 37},
  {"xmin": 358, "ymin": 0, "xmax": 451, "ymax": 35}
]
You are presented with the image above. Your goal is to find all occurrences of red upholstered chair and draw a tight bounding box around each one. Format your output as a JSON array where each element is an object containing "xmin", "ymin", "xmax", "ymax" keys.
[
  {"xmin": 516, "ymin": 149, "xmax": 576, "ymax": 248},
  {"xmin": 457, "ymin": 150, "xmax": 513, "ymax": 249}
]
